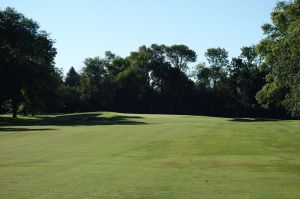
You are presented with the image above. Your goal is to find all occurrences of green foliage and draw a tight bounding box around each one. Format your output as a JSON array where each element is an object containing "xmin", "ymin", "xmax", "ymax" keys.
[
  {"xmin": 0, "ymin": 7, "xmax": 58, "ymax": 117},
  {"xmin": 65, "ymin": 67, "xmax": 80, "ymax": 87},
  {"xmin": 205, "ymin": 47, "xmax": 229, "ymax": 86},
  {"xmin": 193, "ymin": 62, "xmax": 212, "ymax": 88},
  {"xmin": 1, "ymin": 3, "xmax": 299, "ymax": 118},
  {"xmin": 165, "ymin": 44, "xmax": 197, "ymax": 71},
  {"xmin": 256, "ymin": 0, "xmax": 300, "ymax": 117},
  {"xmin": 283, "ymin": 72, "xmax": 300, "ymax": 118}
]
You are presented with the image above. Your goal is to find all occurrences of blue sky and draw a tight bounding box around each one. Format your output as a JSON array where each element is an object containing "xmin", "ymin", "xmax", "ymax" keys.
[{"xmin": 1, "ymin": 0, "xmax": 277, "ymax": 73}]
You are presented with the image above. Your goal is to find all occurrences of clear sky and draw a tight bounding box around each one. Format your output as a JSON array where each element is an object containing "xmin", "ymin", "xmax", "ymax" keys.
[{"xmin": 0, "ymin": 0, "xmax": 277, "ymax": 73}]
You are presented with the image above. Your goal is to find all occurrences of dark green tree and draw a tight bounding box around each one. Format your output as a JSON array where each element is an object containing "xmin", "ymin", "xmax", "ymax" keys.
[
  {"xmin": 205, "ymin": 47, "xmax": 229, "ymax": 87},
  {"xmin": 193, "ymin": 63, "xmax": 212, "ymax": 88},
  {"xmin": 61, "ymin": 67, "xmax": 81, "ymax": 112},
  {"xmin": 65, "ymin": 67, "xmax": 80, "ymax": 87},
  {"xmin": 0, "ymin": 7, "xmax": 57, "ymax": 117},
  {"xmin": 165, "ymin": 44, "xmax": 197, "ymax": 72},
  {"xmin": 229, "ymin": 46, "xmax": 264, "ymax": 112}
]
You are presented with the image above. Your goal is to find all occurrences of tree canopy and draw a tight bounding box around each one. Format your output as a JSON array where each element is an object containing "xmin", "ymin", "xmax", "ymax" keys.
[
  {"xmin": 256, "ymin": 0, "xmax": 300, "ymax": 118},
  {"xmin": 1, "ymin": 1, "xmax": 299, "ymax": 119},
  {"xmin": 0, "ymin": 7, "xmax": 59, "ymax": 117}
]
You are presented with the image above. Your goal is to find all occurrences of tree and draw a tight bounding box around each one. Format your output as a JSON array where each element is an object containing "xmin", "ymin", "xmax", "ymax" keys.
[
  {"xmin": 165, "ymin": 44, "xmax": 197, "ymax": 72},
  {"xmin": 205, "ymin": 47, "xmax": 229, "ymax": 87},
  {"xmin": 61, "ymin": 67, "xmax": 81, "ymax": 112},
  {"xmin": 228, "ymin": 46, "xmax": 264, "ymax": 113},
  {"xmin": 83, "ymin": 57, "xmax": 106, "ymax": 86},
  {"xmin": 79, "ymin": 57, "xmax": 106, "ymax": 110},
  {"xmin": 193, "ymin": 62, "xmax": 212, "ymax": 88},
  {"xmin": 115, "ymin": 66, "xmax": 151, "ymax": 113},
  {"xmin": 0, "ymin": 7, "xmax": 57, "ymax": 117},
  {"xmin": 256, "ymin": 0, "xmax": 300, "ymax": 117},
  {"xmin": 117, "ymin": 46, "xmax": 154, "ymax": 113},
  {"xmin": 65, "ymin": 67, "xmax": 80, "ymax": 87}
]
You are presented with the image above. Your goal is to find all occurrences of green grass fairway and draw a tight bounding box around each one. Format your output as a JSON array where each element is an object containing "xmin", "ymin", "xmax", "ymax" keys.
[{"xmin": 0, "ymin": 112, "xmax": 300, "ymax": 199}]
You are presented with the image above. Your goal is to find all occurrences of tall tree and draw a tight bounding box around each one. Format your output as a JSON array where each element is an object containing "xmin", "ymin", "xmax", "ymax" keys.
[
  {"xmin": 205, "ymin": 47, "xmax": 229, "ymax": 87},
  {"xmin": 61, "ymin": 67, "xmax": 81, "ymax": 113},
  {"xmin": 65, "ymin": 67, "xmax": 80, "ymax": 87},
  {"xmin": 80, "ymin": 56, "xmax": 114, "ymax": 111},
  {"xmin": 229, "ymin": 46, "xmax": 264, "ymax": 112},
  {"xmin": 165, "ymin": 44, "xmax": 197, "ymax": 72},
  {"xmin": 0, "ymin": 7, "xmax": 57, "ymax": 117},
  {"xmin": 193, "ymin": 62, "xmax": 212, "ymax": 88},
  {"xmin": 256, "ymin": 0, "xmax": 300, "ymax": 117}
]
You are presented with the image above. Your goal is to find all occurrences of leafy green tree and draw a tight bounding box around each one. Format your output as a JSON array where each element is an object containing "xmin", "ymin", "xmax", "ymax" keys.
[
  {"xmin": 65, "ymin": 67, "xmax": 80, "ymax": 87},
  {"xmin": 83, "ymin": 57, "xmax": 106, "ymax": 86},
  {"xmin": 205, "ymin": 47, "xmax": 229, "ymax": 87},
  {"xmin": 229, "ymin": 46, "xmax": 264, "ymax": 109},
  {"xmin": 115, "ymin": 66, "xmax": 151, "ymax": 112},
  {"xmin": 193, "ymin": 63, "xmax": 212, "ymax": 88},
  {"xmin": 0, "ymin": 7, "xmax": 57, "ymax": 117},
  {"xmin": 256, "ymin": 0, "xmax": 300, "ymax": 117},
  {"xmin": 165, "ymin": 44, "xmax": 197, "ymax": 72},
  {"xmin": 80, "ymin": 57, "xmax": 106, "ymax": 110},
  {"xmin": 61, "ymin": 67, "xmax": 81, "ymax": 112},
  {"xmin": 107, "ymin": 57, "xmax": 130, "ymax": 77}
]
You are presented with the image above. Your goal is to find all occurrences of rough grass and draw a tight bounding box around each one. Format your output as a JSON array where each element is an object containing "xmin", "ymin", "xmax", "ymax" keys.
[{"xmin": 0, "ymin": 112, "xmax": 299, "ymax": 199}]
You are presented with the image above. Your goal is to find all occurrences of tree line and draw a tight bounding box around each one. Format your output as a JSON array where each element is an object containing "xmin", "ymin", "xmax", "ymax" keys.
[{"xmin": 1, "ymin": 1, "xmax": 299, "ymax": 118}]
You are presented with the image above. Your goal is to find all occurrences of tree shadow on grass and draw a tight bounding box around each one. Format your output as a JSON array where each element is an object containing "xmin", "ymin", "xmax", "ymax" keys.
[
  {"xmin": 0, "ymin": 113, "xmax": 146, "ymax": 127},
  {"xmin": 0, "ymin": 127, "xmax": 55, "ymax": 132},
  {"xmin": 229, "ymin": 118, "xmax": 283, "ymax": 122}
]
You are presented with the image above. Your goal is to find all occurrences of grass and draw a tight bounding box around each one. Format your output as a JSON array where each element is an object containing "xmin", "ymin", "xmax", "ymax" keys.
[{"xmin": 0, "ymin": 112, "xmax": 299, "ymax": 199}]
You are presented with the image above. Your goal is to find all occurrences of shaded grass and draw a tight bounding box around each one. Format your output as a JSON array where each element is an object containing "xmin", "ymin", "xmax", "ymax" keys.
[
  {"xmin": 0, "ymin": 112, "xmax": 299, "ymax": 199},
  {"xmin": 0, "ymin": 112, "xmax": 146, "ymax": 126},
  {"xmin": 0, "ymin": 127, "xmax": 55, "ymax": 132},
  {"xmin": 229, "ymin": 118, "xmax": 283, "ymax": 122}
]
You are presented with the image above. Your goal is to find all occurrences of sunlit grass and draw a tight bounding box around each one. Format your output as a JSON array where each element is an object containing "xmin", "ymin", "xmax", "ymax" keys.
[{"xmin": 0, "ymin": 112, "xmax": 299, "ymax": 199}]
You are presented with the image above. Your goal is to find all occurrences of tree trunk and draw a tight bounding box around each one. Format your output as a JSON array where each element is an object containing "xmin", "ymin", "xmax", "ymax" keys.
[
  {"xmin": 31, "ymin": 104, "xmax": 35, "ymax": 116},
  {"xmin": 31, "ymin": 106, "xmax": 35, "ymax": 116},
  {"xmin": 23, "ymin": 108, "xmax": 28, "ymax": 116},
  {"xmin": 12, "ymin": 100, "xmax": 18, "ymax": 118}
]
